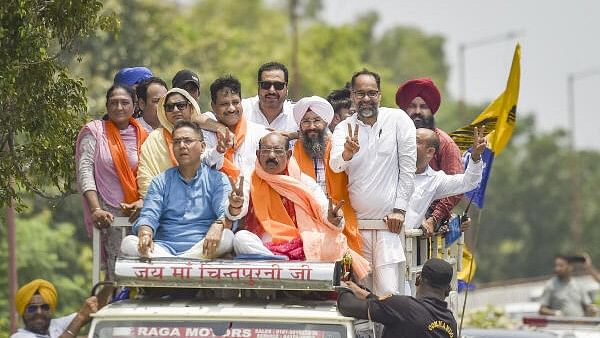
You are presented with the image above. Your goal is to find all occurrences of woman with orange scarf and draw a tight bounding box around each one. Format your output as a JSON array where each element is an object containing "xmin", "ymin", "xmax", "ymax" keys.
[{"xmin": 76, "ymin": 84, "xmax": 148, "ymax": 279}]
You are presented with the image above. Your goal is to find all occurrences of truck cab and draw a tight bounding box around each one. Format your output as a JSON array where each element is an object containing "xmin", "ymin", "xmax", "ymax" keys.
[{"xmin": 88, "ymin": 218, "xmax": 464, "ymax": 338}]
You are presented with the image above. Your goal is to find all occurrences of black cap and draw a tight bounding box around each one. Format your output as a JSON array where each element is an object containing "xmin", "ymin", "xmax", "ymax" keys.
[
  {"xmin": 172, "ymin": 69, "xmax": 200, "ymax": 89},
  {"xmin": 421, "ymin": 258, "xmax": 453, "ymax": 288}
]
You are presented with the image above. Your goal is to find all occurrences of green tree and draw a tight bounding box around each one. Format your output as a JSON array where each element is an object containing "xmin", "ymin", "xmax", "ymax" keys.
[{"xmin": 0, "ymin": 0, "xmax": 117, "ymax": 208}]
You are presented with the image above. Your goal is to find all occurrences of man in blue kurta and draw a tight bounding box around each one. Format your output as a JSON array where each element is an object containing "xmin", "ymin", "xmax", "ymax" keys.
[{"xmin": 120, "ymin": 120, "xmax": 244, "ymax": 259}]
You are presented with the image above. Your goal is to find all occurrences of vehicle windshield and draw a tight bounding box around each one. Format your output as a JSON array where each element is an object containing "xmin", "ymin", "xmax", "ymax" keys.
[{"xmin": 92, "ymin": 320, "xmax": 346, "ymax": 338}]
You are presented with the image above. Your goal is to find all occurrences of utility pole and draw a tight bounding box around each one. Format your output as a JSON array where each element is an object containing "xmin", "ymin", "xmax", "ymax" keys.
[
  {"xmin": 566, "ymin": 68, "xmax": 600, "ymax": 250},
  {"xmin": 289, "ymin": 0, "xmax": 300, "ymax": 101}
]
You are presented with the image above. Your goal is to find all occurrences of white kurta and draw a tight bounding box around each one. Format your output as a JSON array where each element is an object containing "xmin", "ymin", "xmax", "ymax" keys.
[
  {"xmin": 405, "ymin": 158, "xmax": 483, "ymax": 229},
  {"xmin": 329, "ymin": 107, "xmax": 416, "ymax": 296},
  {"xmin": 242, "ymin": 95, "xmax": 297, "ymax": 132}
]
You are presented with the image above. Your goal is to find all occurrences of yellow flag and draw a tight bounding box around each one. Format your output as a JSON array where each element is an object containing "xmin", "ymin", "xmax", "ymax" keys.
[
  {"xmin": 457, "ymin": 245, "xmax": 477, "ymax": 282},
  {"xmin": 450, "ymin": 44, "xmax": 521, "ymax": 156}
]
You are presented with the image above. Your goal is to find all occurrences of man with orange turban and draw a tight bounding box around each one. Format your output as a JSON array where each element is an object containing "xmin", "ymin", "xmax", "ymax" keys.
[
  {"xmin": 395, "ymin": 78, "xmax": 464, "ymax": 235},
  {"xmin": 12, "ymin": 279, "xmax": 110, "ymax": 338}
]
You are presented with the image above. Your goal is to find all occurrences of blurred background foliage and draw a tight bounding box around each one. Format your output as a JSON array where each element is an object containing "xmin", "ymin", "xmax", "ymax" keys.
[{"xmin": 2, "ymin": 0, "xmax": 600, "ymax": 336}]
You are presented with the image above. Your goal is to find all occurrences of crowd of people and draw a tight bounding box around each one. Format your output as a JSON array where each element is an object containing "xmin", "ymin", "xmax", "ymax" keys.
[{"xmin": 15, "ymin": 61, "xmax": 490, "ymax": 337}]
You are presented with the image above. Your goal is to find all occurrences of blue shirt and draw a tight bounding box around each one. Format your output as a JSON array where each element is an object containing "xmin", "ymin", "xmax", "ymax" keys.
[{"xmin": 134, "ymin": 164, "xmax": 231, "ymax": 255}]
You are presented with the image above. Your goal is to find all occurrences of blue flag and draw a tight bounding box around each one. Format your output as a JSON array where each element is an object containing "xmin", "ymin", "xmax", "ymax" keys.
[{"xmin": 463, "ymin": 148, "xmax": 494, "ymax": 208}]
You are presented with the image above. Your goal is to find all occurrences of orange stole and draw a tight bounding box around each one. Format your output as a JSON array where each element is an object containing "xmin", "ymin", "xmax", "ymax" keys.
[
  {"xmin": 292, "ymin": 139, "xmax": 363, "ymax": 255},
  {"xmin": 162, "ymin": 128, "xmax": 178, "ymax": 166},
  {"xmin": 220, "ymin": 116, "xmax": 247, "ymax": 181},
  {"xmin": 250, "ymin": 172, "xmax": 301, "ymax": 243},
  {"xmin": 105, "ymin": 117, "xmax": 148, "ymax": 203}
]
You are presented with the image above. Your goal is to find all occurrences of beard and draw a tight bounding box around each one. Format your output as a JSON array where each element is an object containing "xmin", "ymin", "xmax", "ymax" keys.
[
  {"xmin": 301, "ymin": 128, "xmax": 327, "ymax": 159},
  {"xmin": 357, "ymin": 103, "xmax": 378, "ymax": 119},
  {"xmin": 412, "ymin": 115, "xmax": 435, "ymax": 129}
]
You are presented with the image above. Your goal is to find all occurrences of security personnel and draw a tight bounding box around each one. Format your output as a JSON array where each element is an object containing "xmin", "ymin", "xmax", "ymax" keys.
[{"xmin": 337, "ymin": 258, "xmax": 457, "ymax": 338}]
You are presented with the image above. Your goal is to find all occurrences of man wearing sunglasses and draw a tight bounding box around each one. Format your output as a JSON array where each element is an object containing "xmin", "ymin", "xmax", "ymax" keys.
[
  {"xmin": 13, "ymin": 279, "xmax": 112, "ymax": 338},
  {"xmin": 242, "ymin": 62, "xmax": 298, "ymax": 133}
]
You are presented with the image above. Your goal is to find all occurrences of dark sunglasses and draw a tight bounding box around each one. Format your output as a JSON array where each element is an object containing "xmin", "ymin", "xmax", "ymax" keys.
[
  {"xmin": 164, "ymin": 101, "xmax": 189, "ymax": 112},
  {"xmin": 259, "ymin": 81, "xmax": 286, "ymax": 91},
  {"xmin": 25, "ymin": 304, "xmax": 50, "ymax": 313}
]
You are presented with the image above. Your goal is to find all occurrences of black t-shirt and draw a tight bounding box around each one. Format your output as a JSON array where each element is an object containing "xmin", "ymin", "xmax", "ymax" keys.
[{"xmin": 338, "ymin": 290, "xmax": 457, "ymax": 338}]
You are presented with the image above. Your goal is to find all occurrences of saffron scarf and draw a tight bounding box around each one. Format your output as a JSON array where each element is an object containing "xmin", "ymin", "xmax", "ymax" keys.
[
  {"xmin": 292, "ymin": 138, "xmax": 363, "ymax": 255},
  {"xmin": 251, "ymin": 158, "xmax": 369, "ymax": 279}
]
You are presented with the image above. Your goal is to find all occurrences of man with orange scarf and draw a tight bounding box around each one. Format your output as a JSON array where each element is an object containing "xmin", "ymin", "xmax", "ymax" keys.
[
  {"xmin": 291, "ymin": 96, "xmax": 362, "ymax": 256},
  {"xmin": 202, "ymin": 75, "xmax": 267, "ymax": 220},
  {"xmin": 232, "ymin": 133, "xmax": 369, "ymax": 279}
]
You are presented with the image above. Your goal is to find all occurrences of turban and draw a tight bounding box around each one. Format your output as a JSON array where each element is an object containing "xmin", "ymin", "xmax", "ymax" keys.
[
  {"xmin": 15, "ymin": 279, "xmax": 58, "ymax": 316},
  {"xmin": 395, "ymin": 78, "xmax": 441, "ymax": 114},
  {"xmin": 293, "ymin": 96, "xmax": 334, "ymax": 125},
  {"xmin": 113, "ymin": 67, "xmax": 153, "ymax": 86}
]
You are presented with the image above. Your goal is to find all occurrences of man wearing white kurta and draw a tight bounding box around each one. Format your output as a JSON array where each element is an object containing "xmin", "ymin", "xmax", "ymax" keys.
[
  {"xmin": 330, "ymin": 69, "xmax": 416, "ymax": 296},
  {"xmin": 203, "ymin": 76, "xmax": 268, "ymax": 179},
  {"xmin": 404, "ymin": 128, "xmax": 485, "ymax": 231},
  {"xmin": 242, "ymin": 62, "xmax": 297, "ymax": 133}
]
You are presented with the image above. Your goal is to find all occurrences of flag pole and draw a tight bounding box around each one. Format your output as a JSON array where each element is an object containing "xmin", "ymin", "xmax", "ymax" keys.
[{"xmin": 458, "ymin": 208, "xmax": 482, "ymax": 337}]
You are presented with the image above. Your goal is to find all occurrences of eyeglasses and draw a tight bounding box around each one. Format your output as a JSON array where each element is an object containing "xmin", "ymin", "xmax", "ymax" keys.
[
  {"xmin": 172, "ymin": 138, "xmax": 201, "ymax": 147},
  {"xmin": 25, "ymin": 304, "xmax": 50, "ymax": 314},
  {"xmin": 259, "ymin": 81, "xmax": 286, "ymax": 91},
  {"xmin": 300, "ymin": 118, "xmax": 325, "ymax": 127},
  {"xmin": 259, "ymin": 147, "xmax": 287, "ymax": 156},
  {"xmin": 353, "ymin": 90, "xmax": 380, "ymax": 99},
  {"xmin": 164, "ymin": 101, "xmax": 189, "ymax": 112}
]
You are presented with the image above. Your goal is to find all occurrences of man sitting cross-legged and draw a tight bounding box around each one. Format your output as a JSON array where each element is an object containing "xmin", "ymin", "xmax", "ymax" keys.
[
  {"xmin": 232, "ymin": 132, "xmax": 369, "ymax": 279},
  {"xmin": 120, "ymin": 120, "xmax": 243, "ymax": 259}
]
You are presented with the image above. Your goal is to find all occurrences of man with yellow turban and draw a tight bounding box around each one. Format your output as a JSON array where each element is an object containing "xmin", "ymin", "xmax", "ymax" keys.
[{"xmin": 12, "ymin": 279, "xmax": 109, "ymax": 338}]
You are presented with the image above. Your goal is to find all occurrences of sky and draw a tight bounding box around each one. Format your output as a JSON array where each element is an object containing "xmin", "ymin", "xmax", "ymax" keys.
[{"xmin": 322, "ymin": 0, "xmax": 600, "ymax": 150}]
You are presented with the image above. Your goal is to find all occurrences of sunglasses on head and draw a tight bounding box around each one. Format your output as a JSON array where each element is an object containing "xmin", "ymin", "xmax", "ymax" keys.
[
  {"xmin": 259, "ymin": 81, "xmax": 286, "ymax": 91},
  {"xmin": 164, "ymin": 100, "xmax": 189, "ymax": 112},
  {"xmin": 25, "ymin": 304, "xmax": 50, "ymax": 313}
]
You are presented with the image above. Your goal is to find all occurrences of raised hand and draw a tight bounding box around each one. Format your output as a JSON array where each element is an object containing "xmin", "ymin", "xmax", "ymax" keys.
[
  {"xmin": 228, "ymin": 176, "xmax": 244, "ymax": 216},
  {"xmin": 471, "ymin": 125, "xmax": 488, "ymax": 162},
  {"xmin": 342, "ymin": 124, "xmax": 360, "ymax": 161},
  {"xmin": 216, "ymin": 127, "xmax": 234, "ymax": 153},
  {"xmin": 327, "ymin": 198, "xmax": 345, "ymax": 227}
]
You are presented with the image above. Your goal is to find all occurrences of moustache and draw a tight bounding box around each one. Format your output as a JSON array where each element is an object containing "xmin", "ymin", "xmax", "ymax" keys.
[{"xmin": 266, "ymin": 158, "xmax": 278, "ymax": 166}]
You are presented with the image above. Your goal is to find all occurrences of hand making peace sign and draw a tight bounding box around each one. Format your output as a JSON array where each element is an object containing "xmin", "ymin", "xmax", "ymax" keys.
[
  {"xmin": 228, "ymin": 176, "xmax": 245, "ymax": 216},
  {"xmin": 327, "ymin": 198, "xmax": 345, "ymax": 227},
  {"xmin": 471, "ymin": 125, "xmax": 488, "ymax": 162},
  {"xmin": 342, "ymin": 124, "xmax": 360, "ymax": 161}
]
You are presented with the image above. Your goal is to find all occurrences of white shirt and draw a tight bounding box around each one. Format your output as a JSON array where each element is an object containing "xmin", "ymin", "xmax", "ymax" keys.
[
  {"xmin": 405, "ymin": 158, "xmax": 483, "ymax": 229},
  {"xmin": 11, "ymin": 314, "xmax": 76, "ymax": 338},
  {"xmin": 202, "ymin": 119, "xmax": 268, "ymax": 178},
  {"xmin": 242, "ymin": 95, "xmax": 297, "ymax": 132},
  {"xmin": 329, "ymin": 107, "xmax": 417, "ymax": 219}
]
